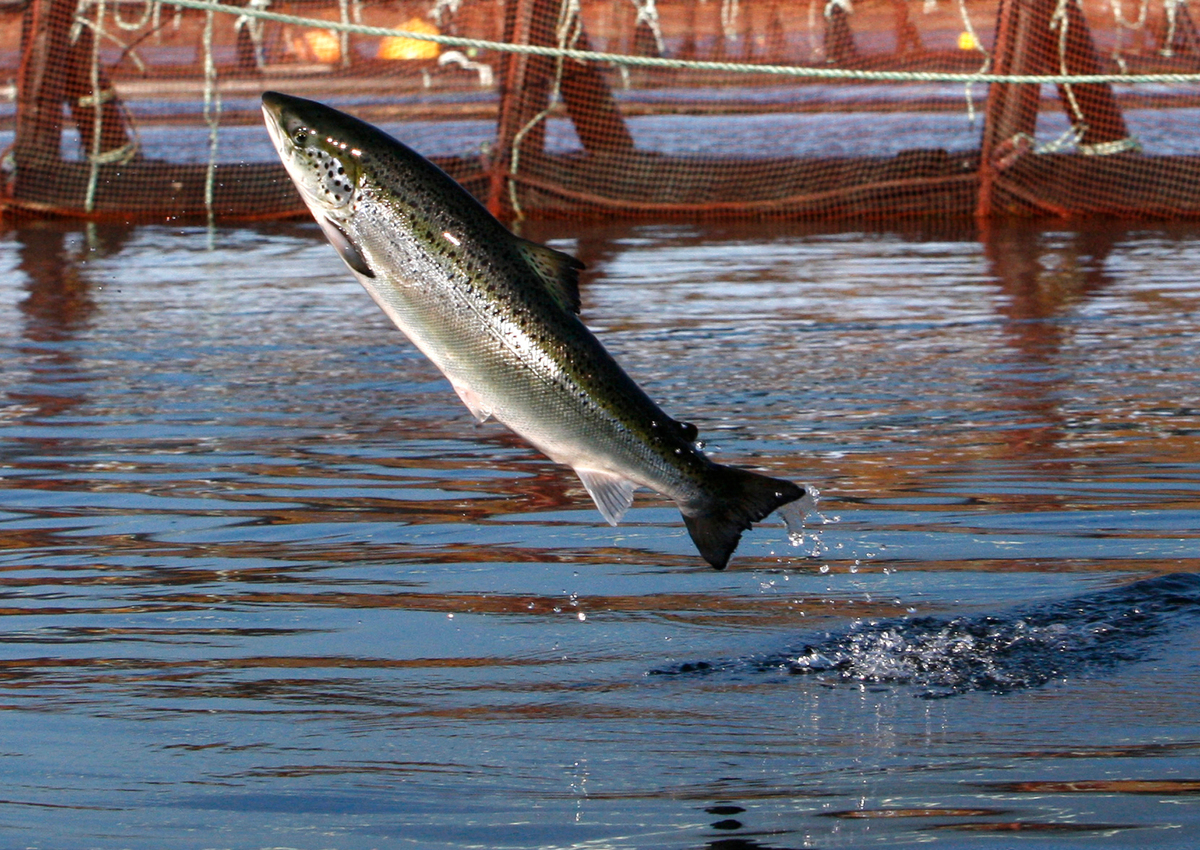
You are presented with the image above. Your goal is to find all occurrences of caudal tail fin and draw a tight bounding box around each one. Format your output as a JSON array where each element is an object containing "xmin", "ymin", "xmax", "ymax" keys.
[{"xmin": 682, "ymin": 466, "xmax": 805, "ymax": 570}]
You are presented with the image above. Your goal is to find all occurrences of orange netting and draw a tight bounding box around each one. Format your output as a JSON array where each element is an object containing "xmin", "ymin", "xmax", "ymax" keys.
[{"xmin": 3, "ymin": 0, "xmax": 1199, "ymax": 223}]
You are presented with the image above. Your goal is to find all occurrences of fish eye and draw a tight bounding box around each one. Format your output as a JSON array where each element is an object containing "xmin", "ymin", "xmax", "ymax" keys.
[{"xmin": 293, "ymin": 129, "xmax": 308, "ymax": 146}]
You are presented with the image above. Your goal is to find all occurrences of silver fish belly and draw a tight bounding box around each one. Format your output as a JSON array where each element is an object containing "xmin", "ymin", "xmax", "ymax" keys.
[{"xmin": 262, "ymin": 91, "xmax": 804, "ymax": 569}]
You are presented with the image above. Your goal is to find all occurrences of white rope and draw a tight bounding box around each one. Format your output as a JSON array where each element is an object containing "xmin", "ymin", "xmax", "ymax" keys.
[
  {"xmin": 957, "ymin": 0, "xmax": 988, "ymax": 61},
  {"xmin": 234, "ymin": 0, "xmax": 271, "ymax": 69},
  {"xmin": 337, "ymin": 0, "xmax": 351, "ymax": 68},
  {"xmin": 161, "ymin": 0, "xmax": 1200, "ymax": 84},
  {"xmin": 70, "ymin": 2, "xmax": 148, "ymax": 72},
  {"xmin": 631, "ymin": 0, "xmax": 664, "ymax": 56},
  {"xmin": 88, "ymin": 140, "xmax": 138, "ymax": 164},
  {"xmin": 84, "ymin": 0, "xmax": 105, "ymax": 213},
  {"xmin": 430, "ymin": 0, "xmax": 461, "ymax": 27},
  {"xmin": 72, "ymin": 0, "xmax": 143, "ymax": 185},
  {"xmin": 806, "ymin": 0, "xmax": 823, "ymax": 61},
  {"xmin": 957, "ymin": 0, "xmax": 990, "ymax": 125},
  {"xmin": 112, "ymin": 0, "xmax": 154, "ymax": 30},
  {"xmin": 1052, "ymin": 0, "xmax": 1087, "ymax": 126},
  {"xmin": 202, "ymin": 4, "xmax": 220, "ymax": 234},
  {"xmin": 720, "ymin": 0, "xmax": 739, "ymax": 43},
  {"xmin": 824, "ymin": 0, "xmax": 853, "ymax": 19},
  {"xmin": 1110, "ymin": 0, "xmax": 1150, "ymax": 29},
  {"xmin": 1049, "ymin": 0, "xmax": 1141, "ymax": 153},
  {"xmin": 1079, "ymin": 135, "xmax": 1142, "ymax": 154},
  {"xmin": 1162, "ymin": 0, "xmax": 1187, "ymax": 57}
]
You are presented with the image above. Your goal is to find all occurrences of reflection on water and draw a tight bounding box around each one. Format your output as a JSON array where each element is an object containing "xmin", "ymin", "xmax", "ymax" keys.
[{"xmin": 1, "ymin": 217, "xmax": 1200, "ymax": 848}]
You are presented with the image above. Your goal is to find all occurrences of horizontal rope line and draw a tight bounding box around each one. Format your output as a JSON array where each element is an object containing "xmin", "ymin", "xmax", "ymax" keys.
[{"xmin": 167, "ymin": 0, "xmax": 1200, "ymax": 85}]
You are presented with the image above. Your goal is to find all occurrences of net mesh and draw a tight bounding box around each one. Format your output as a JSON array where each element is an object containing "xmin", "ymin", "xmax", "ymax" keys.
[{"xmin": 3, "ymin": 0, "xmax": 1200, "ymax": 223}]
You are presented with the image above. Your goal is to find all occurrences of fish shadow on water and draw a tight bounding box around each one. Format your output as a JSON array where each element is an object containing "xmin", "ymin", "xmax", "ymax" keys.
[{"xmin": 652, "ymin": 573, "xmax": 1200, "ymax": 698}]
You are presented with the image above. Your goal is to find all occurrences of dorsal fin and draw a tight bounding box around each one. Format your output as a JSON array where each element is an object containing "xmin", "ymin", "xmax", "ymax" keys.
[{"xmin": 514, "ymin": 237, "xmax": 584, "ymax": 314}]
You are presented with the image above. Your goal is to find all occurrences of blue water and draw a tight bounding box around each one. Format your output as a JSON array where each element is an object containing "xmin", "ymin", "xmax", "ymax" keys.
[
  {"xmin": 25, "ymin": 105, "xmax": 1200, "ymax": 163},
  {"xmin": 2, "ymin": 217, "xmax": 1200, "ymax": 848}
]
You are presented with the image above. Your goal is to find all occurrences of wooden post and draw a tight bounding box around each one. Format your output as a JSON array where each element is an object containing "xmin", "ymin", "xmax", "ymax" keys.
[
  {"xmin": 560, "ymin": 26, "xmax": 635, "ymax": 155},
  {"xmin": 1158, "ymin": 0, "xmax": 1200, "ymax": 57},
  {"xmin": 891, "ymin": 0, "xmax": 923, "ymax": 54},
  {"xmin": 16, "ymin": 0, "xmax": 74, "ymax": 167},
  {"xmin": 1058, "ymin": 0, "xmax": 1129, "ymax": 149},
  {"xmin": 679, "ymin": 1, "xmax": 697, "ymax": 60},
  {"xmin": 824, "ymin": 1, "xmax": 859, "ymax": 66},
  {"xmin": 15, "ymin": 0, "xmax": 132, "ymax": 197},
  {"xmin": 488, "ymin": 0, "xmax": 634, "ymax": 217},
  {"xmin": 978, "ymin": 0, "xmax": 1055, "ymax": 218},
  {"xmin": 979, "ymin": 0, "xmax": 1131, "ymax": 217},
  {"xmin": 766, "ymin": 4, "xmax": 787, "ymax": 62},
  {"xmin": 489, "ymin": 0, "xmax": 550, "ymax": 215}
]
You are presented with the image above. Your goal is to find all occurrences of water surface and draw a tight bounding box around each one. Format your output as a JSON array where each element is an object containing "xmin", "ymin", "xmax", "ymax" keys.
[{"xmin": 2, "ymin": 217, "xmax": 1199, "ymax": 848}]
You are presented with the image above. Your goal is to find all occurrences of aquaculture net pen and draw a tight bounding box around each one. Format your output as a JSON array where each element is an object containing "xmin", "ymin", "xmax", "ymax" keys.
[{"xmin": 4, "ymin": 0, "xmax": 1200, "ymax": 223}]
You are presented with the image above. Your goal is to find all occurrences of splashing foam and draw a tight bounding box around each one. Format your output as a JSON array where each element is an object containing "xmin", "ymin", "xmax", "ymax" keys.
[
  {"xmin": 785, "ymin": 575, "xmax": 1200, "ymax": 697},
  {"xmin": 778, "ymin": 484, "xmax": 837, "ymax": 557},
  {"xmin": 655, "ymin": 574, "xmax": 1200, "ymax": 698}
]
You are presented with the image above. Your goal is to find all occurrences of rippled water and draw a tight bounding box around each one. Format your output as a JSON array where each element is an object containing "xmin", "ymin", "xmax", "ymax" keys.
[{"xmin": 2, "ymin": 217, "xmax": 1200, "ymax": 848}]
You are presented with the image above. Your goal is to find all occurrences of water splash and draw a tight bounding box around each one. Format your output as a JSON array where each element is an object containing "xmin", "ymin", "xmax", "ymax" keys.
[
  {"xmin": 777, "ymin": 484, "xmax": 836, "ymax": 557},
  {"xmin": 655, "ymin": 574, "xmax": 1200, "ymax": 697}
]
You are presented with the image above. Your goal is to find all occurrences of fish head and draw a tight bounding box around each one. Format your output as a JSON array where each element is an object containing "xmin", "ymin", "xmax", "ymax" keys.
[
  {"xmin": 262, "ymin": 91, "xmax": 365, "ymax": 213},
  {"xmin": 262, "ymin": 91, "xmax": 377, "ymax": 277}
]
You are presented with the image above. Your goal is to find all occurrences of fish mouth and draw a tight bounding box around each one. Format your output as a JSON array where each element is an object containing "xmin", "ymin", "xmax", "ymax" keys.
[{"xmin": 261, "ymin": 91, "xmax": 293, "ymax": 161}]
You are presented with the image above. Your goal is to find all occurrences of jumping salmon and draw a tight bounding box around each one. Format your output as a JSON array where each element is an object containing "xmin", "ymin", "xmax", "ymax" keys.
[{"xmin": 261, "ymin": 91, "xmax": 804, "ymax": 569}]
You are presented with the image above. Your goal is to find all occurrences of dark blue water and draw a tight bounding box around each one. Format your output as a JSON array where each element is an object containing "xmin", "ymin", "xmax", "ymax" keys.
[{"xmin": 2, "ymin": 217, "xmax": 1200, "ymax": 848}]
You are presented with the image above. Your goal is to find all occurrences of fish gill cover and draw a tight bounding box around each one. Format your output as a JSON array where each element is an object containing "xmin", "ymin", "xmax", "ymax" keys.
[{"xmin": 654, "ymin": 573, "xmax": 1200, "ymax": 698}]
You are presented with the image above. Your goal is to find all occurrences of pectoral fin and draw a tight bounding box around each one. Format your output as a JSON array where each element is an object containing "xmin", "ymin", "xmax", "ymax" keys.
[
  {"xmin": 318, "ymin": 215, "xmax": 375, "ymax": 278},
  {"xmin": 576, "ymin": 468, "xmax": 638, "ymax": 526}
]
